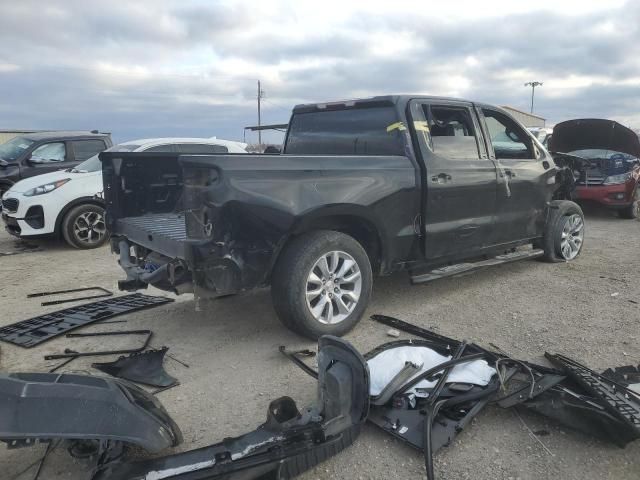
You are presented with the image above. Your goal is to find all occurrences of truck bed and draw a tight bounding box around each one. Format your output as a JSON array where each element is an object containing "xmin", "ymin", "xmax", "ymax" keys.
[{"xmin": 116, "ymin": 213, "xmax": 187, "ymax": 259}]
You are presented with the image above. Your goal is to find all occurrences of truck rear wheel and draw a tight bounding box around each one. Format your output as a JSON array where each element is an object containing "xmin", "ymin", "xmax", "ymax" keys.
[
  {"xmin": 271, "ymin": 230, "xmax": 373, "ymax": 339},
  {"xmin": 541, "ymin": 200, "xmax": 585, "ymax": 263}
]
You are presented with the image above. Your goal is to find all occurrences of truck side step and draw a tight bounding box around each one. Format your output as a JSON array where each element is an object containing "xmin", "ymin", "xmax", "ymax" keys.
[{"xmin": 410, "ymin": 249, "xmax": 544, "ymax": 284}]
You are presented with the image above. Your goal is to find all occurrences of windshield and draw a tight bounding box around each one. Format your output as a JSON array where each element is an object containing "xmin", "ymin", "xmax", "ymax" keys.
[
  {"xmin": 74, "ymin": 144, "xmax": 141, "ymax": 172},
  {"xmin": 0, "ymin": 136, "xmax": 35, "ymax": 161}
]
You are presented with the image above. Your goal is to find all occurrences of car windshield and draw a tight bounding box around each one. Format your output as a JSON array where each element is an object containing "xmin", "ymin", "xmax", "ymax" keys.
[
  {"xmin": 74, "ymin": 144, "xmax": 141, "ymax": 172},
  {"xmin": 0, "ymin": 136, "xmax": 35, "ymax": 161}
]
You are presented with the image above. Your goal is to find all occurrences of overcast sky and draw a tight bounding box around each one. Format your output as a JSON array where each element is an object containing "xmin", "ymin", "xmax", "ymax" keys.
[{"xmin": 1, "ymin": 0, "xmax": 639, "ymax": 144}]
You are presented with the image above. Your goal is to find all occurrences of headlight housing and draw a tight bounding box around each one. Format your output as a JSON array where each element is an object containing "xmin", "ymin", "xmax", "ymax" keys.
[
  {"xmin": 603, "ymin": 172, "xmax": 632, "ymax": 185},
  {"xmin": 24, "ymin": 178, "xmax": 70, "ymax": 197}
]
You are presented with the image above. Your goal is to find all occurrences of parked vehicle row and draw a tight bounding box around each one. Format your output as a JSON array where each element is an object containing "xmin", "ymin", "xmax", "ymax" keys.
[{"xmin": 1, "ymin": 137, "xmax": 247, "ymax": 248}]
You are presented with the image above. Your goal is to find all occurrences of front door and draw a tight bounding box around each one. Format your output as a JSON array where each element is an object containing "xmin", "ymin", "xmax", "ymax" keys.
[
  {"xmin": 22, "ymin": 141, "xmax": 75, "ymax": 178},
  {"xmin": 478, "ymin": 108, "xmax": 553, "ymax": 245},
  {"xmin": 409, "ymin": 100, "xmax": 498, "ymax": 260}
]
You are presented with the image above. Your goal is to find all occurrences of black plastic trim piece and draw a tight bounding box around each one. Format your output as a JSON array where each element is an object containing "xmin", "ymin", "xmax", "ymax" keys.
[{"xmin": 0, "ymin": 294, "xmax": 173, "ymax": 348}]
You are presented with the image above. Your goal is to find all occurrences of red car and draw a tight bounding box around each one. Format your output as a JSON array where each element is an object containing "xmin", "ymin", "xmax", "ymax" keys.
[{"xmin": 550, "ymin": 119, "xmax": 640, "ymax": 219}]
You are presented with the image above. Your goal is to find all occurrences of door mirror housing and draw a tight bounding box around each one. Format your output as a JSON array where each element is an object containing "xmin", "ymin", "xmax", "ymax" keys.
[{"xmin": 27, "ymin": 155, "xmax": 48, "ymax": 164}]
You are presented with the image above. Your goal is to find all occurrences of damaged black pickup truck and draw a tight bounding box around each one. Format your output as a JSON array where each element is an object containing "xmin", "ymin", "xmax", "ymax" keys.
[{"xmin": 102, "ymin": 95, "xmax": 583, "ymax": 338}]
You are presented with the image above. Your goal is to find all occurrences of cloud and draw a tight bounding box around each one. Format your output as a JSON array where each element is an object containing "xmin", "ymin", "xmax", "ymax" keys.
[{"xmin": 0, "ymin": 0, "xmax": 639, "ymax": 144}]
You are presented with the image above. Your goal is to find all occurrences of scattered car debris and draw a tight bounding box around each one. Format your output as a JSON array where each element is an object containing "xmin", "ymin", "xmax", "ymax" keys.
[
  {"xmin": 281, "ymin": 316, "xmax": 640, "ymax": 479},
  {"xmin": 0, "ymin": 372, "xmax": 182, "ymax": 457},
  {"xmin": 92, "ymin": 347, "xmax": 177, "ymax": 388},
  {"xmin": 27, "ymin": 286, "xmax": 113, "ymax": 306},
  {"xmin": 386, "ymin": 328, "xmax": 401, "ymax": 338},
  {"xmin": 278, "ymin": 345, "xmax": 318, "ymax": 379},
  {"xmin": 92, "ymin": 336, "xmax": 369, "ymax": 480},
  {"xmin": 0, "ymin": 293, "xmax": 173, "ymax": 347},
  {"xmin": 43, "ymin": 329, "xmax": 153, "ymax": 360}
]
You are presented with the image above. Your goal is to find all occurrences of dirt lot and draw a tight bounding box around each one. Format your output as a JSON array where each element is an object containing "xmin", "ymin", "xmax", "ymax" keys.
[{"xmin": 1, "ymin": 205, "xmax": 639, "ymax": 480}]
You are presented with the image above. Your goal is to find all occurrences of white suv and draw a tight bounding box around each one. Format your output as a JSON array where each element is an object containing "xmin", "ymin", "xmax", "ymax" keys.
[{"xmin": 1, "ymin": 137, "xmax": 247, "ymax": 248}]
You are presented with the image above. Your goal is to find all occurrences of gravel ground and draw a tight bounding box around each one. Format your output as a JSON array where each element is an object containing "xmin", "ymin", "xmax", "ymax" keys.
[{"xmin": 1, "ymin": 205, "xmax": 639, "ymax": 480}]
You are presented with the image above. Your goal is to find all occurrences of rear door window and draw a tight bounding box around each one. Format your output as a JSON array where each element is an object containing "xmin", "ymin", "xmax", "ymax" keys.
[
  {"xmin": 425, "ymin": 105, "xmax": 480, "ymax": 159},
  {"xmin": 72, "ymin": 139, "xmax": 107, "ymax": 161},
  {"xmin": 31, "ymin": 142, "xmax": 67, "ymax": 162},
  {"xmin": 285, "ymin": 106, "xmax": 406, "ymax": 155},
  {"xmin": 176, "ymin": 144, "xmax": 228, "ymax": 154},
  {"xmin": 144, "ymin": 144, "xmax": 176, "ymax": 153},
  {"xmin": 482, "ymin": 109, "xmax": 534, "ymax": 160}
]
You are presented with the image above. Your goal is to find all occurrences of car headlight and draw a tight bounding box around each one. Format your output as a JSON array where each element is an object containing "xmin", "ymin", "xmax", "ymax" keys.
[
  {"xmin": 24, "ymin": 178, "xmax": 71, "ymax": 197},
  {"xmin": 603, "ymin": 172, "xmax": 632, "ymax": 185}
]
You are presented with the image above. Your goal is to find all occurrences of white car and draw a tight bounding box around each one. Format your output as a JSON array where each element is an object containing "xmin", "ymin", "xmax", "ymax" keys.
[{"xmin": 1, "ymin": 137, "xmax": 247, "ymax": 249}]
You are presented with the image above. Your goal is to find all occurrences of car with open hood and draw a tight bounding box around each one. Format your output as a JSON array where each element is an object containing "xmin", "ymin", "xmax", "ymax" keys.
[
  {"xmin": 549, "ymin": 119, "xmax": 640, "ymax": 219},
  {"xmin": 1, "ymin": 137, "xmax": 247, "ymax": 248}
]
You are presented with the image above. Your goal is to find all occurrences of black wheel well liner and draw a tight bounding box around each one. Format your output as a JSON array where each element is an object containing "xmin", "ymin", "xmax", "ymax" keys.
[
  {"xmin": 54, "ymin": 197, "xmax": 106, "ymax": 237},
  {"xmin": 269, "ymin": 214, "xmax": 384, "ymax": 279}
]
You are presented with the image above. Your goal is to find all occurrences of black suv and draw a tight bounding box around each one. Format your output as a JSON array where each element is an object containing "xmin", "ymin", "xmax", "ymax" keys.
[{"xmin": 0, "ymin": 131, "xmax": 112, "ymax": 197}]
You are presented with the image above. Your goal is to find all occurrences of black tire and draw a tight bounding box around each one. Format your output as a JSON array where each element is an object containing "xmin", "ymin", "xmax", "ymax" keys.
[
  {"xmin": 271, "ymin": 230, "xmax": 373, "ymax": 339},
  {"xmin": 617, "ymin": 188, "xmax": 639, "ymax": 219},
  {"xmin": 61, "ymin": 204, "xmax": 110, "ymax": 249},
  {"xmin": 541, "ymin": 200, "xmax": 585, "ymax": 263}
]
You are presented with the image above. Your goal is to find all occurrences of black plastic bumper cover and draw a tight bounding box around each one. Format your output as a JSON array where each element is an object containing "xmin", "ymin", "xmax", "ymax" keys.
[
  {"xmin": 93, "ymin": 335, "xmax": 370, "ymax": 480},
  {"xmin": 0, "ymin": 372, "xmax": 182, "ymax": 452}
]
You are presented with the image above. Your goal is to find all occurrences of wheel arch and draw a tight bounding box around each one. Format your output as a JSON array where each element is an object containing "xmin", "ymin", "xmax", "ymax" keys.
[
  {"xmin": 269, "ymin": 206, "xmax": 387, "ymax": 279},
  {"xmin": 54, "ymin": 196, "xmax": 106, "ymax": 237}
]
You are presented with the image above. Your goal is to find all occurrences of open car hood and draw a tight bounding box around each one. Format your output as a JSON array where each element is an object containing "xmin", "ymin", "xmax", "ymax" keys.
[{"xmin": 549, "ymin": 118, "xmax": 640, "ymax": 158}]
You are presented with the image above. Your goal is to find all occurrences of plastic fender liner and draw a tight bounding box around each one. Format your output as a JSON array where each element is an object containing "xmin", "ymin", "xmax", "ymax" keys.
[
  {"xmin": 93, "ymin": 336, "xmax": 369, "ymax": 480},
  {"xmin": 0, "ymin": 373, "xmax": 182, "ymax": 452}
]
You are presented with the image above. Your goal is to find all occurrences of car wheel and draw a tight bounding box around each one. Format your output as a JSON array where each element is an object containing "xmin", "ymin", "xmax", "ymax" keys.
[
  {"xmin": 271, "ymin": 230, "xmax": 373, "ymax": 339},
  {"xmin": 541, "ymin": 200, "xmax": 585, "ymax": 263},
  {"xmin": 617, "ymin": 188, "xmax": 639, "ymax": 219},
  {"xmin": 62, "ymin": 204, "xmax": 110, "ymax": 249}
]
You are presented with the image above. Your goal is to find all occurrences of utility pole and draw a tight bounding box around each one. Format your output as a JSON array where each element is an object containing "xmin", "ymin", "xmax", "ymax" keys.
[
  {"xmin": 257, "ymin": 80, "xmax": 265, "ymax": 145},
  {"xmin": 524, "ymin": 81, "xmax": 543, "ymax": 114}
]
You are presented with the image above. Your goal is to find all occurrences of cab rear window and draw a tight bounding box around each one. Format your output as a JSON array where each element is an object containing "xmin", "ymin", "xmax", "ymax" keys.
[{"xmin": 284, "ymin": 106, "xmax": 406, "ymax": 156}]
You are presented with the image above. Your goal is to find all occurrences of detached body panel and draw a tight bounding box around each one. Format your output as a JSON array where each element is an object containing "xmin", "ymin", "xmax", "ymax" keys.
[
  {"xmin": 0, "ymin": 372, "xmax": 182, "ymax": 452},
  {"xmin": 93, "ymin": 336, "xmax": 369, "ymax": 480}
]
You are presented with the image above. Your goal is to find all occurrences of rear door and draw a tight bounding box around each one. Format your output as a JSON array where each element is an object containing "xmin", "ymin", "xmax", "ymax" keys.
[
  {"xmin": 408, "ymin": 100, "xmax": 498, "ymax": 259},
  {"xmin": 71, "ymin": 139, "xmax": 108, "ymax": 164},
  {"xmin": 478, "ymin": 107, "xmax": 553, "ymax": 244}
]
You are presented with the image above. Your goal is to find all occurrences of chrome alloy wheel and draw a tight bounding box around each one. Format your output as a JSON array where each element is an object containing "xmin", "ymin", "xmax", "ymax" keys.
[
  {"xmin": 305, "ymin": 250, "xmax": 362, "ymax": 324},
  {"xmin": 559, "ymin": 213, "xmax": 584, "ymax": 260},
  {"xmin": 73, "ymin": 211, "xmax": 107, "ymax": 245}
]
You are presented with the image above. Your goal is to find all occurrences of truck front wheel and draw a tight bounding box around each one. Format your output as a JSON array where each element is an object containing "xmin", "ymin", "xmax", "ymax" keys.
[
  {"xmin": 541, "ymin": 200, "xmax": 585, "ymax": 262},
  {"xmin": 271, "ymin": 230, "xmax": 373, "ymax": 339}
]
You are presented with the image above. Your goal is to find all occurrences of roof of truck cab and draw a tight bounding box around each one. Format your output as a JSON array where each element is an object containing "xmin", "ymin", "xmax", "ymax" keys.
[
  {"xmin": 292, "ymin": 95, "xmax": 476, "ymax": 113},
  {"xmin": 22, "ymin": 131, "xmax": 111, "ymax": 140}
]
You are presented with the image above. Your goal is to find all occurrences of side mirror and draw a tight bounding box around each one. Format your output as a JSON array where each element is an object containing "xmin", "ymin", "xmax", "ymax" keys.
[{"xmin": 27, "ymin": 155, "xmax": 47, "ymax": 164}]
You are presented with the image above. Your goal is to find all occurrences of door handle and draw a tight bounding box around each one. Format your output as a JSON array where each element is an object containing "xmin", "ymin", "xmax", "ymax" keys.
[
  {"xmin": 431, "ymin": 173, "xmax": 452, "ymax": 183},
  {"xmin": 504, "ymin": 169, "xmax": 517, "ymax": 178}
]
